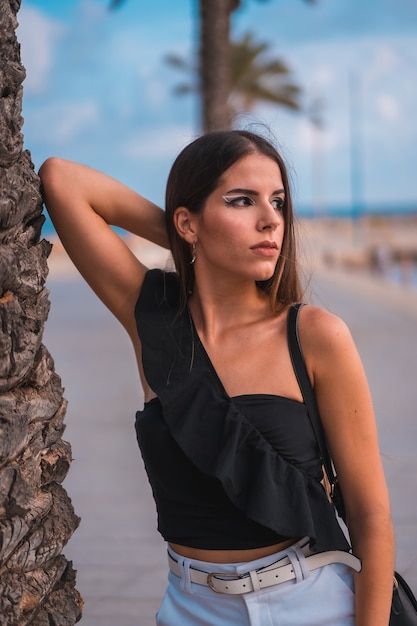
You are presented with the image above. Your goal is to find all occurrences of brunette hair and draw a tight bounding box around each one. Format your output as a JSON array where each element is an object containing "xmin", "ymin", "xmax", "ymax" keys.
[{"xmin": 165, "ymin": 130, "xmax": 302, "ymax": 312}]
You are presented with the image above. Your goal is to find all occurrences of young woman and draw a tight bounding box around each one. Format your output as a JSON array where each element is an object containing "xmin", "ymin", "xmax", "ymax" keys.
[{"xmin": 39, "ymin": 130, "xmax": 394, "ymax": 626}]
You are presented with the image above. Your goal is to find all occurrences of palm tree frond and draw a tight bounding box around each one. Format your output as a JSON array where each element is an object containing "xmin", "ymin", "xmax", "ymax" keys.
[
  {"xmin": 173, "ymin": 83, "xmax": 197, "ymax": 96},
  {"xmin": 164, "ymin": 54, "xmax": 192, "ymax": 70},
  {"xmin": 164, "ymin": 28, "xmax": 302, "ymax": 117},
  {"xmin": 108, "ymin": 0, "xmax": 125, "ymax": 10},
  {"xmin": 230, "ymin": 81, "xmax": 301, "ymax": 113},
  {"xmin": 258, "ymin": 59, "xmax": 291, "ymax": 75},
  {"xmin": 228, "ymin": 31, "xmax": 302, "ymax": 113}
]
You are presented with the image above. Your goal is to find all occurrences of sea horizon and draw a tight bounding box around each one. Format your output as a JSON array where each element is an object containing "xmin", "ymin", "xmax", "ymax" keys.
[{"xmin": 40, "ymin": 202, "xmax": 417, "ymax": 237}]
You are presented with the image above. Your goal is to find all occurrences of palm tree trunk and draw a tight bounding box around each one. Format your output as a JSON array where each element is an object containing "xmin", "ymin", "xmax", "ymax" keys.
[
  {"xmin": 199, "ymin": 0, "xmax": 237, "ymax": 131},
  {"xmin": 0, "ymin": 1, "xmax": 82, "ymax": 624}
]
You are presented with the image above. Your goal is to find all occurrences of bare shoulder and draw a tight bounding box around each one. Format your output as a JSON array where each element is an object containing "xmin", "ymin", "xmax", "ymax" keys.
[
  {"xmin": 298, "ymin": 304, "xmax": 352, "ymax": 343},
  {"xmin": 296, "ymin": 305, "xmax": 358, "ymax": 378}
]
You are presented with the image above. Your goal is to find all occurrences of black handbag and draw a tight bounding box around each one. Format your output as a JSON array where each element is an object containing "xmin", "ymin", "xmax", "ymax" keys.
[{"xmin": 287, "ymin": 303, "xmax": 417, "ymax": 626}]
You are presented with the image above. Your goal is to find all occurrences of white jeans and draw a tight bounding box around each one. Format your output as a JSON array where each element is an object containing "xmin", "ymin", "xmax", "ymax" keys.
[{"xmin": 156, "ymin": 539, "xmax": 355, "ymax": 626}]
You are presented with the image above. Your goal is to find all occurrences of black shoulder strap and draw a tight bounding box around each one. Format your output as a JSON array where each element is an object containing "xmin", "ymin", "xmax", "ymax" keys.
[{"xmin": 287, "ymin": 304, "xmax": 345, "ymax": 520}]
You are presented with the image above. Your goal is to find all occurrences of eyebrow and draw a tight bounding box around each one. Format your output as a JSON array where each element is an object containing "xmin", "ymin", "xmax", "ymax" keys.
[{"xmin": 224, "ymin": 187, "xmax": 285, "ymax": 196}]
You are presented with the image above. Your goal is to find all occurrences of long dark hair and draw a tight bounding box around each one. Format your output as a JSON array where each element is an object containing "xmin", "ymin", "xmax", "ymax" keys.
[{"xmin": 165, "ymin": 130, "xmax": 302, "ymax": 312}]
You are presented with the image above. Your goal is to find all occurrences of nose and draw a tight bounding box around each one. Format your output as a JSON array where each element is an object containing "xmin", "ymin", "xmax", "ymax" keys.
[{"xmin": 257, "ymin": 201, "xmax": 281, "ymax": 231}]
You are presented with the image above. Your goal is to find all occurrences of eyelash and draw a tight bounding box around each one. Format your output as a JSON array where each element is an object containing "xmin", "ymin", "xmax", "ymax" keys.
[{"xmin": 222, "ymin": 195, "xmax": 285, "ymax": 211}]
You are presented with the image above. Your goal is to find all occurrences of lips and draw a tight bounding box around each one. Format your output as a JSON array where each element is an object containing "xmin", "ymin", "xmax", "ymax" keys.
[
  {"xmin": 250, "ymin": 241, "xmax": 278, "ymax": 250},
  {"xmin": 250, "ymin": 241, "xmax": 279, "ymax": 256}
]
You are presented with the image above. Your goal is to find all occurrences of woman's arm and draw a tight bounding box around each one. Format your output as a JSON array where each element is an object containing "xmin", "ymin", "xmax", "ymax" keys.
[
  {"xmin": 39, "ymin": 157, "xmax": 169, "ymax": 337},
  {"xmin": 299, "ymin": 306, "xmax": 394, "ymax": 626}
]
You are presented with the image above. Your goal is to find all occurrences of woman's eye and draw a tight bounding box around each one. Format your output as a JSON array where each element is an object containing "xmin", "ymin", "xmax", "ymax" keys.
[
  {"xmin": 272, "ymin": 197, "xmax": 285, "ymax": 211},
  {"xmin": 223, "ymin": 195, "xmax": 255, "ymax": 207}
]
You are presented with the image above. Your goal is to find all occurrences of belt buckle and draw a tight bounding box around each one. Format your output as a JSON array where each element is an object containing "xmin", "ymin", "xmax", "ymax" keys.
[{"xmin": 207, "ymin": 571, "xmax": 243, "ymax": 593}]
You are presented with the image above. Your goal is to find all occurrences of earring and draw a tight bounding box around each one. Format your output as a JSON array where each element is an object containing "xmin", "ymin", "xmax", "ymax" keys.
[{"xmin": 190, "ymin": 241, "xmax": 196, "ymax": 264}]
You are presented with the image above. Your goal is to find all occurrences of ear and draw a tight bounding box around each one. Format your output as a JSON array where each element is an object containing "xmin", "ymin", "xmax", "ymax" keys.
[{"xmin": 173, "ymin": 206, "xmax": 199, "ymax": 243}]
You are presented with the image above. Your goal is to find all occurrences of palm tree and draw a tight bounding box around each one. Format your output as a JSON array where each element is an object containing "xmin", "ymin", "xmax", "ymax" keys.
[
  {"xmin": 111, "ymin": 0, "xmax": 312, "ymax": 131},
  {"xmin": 198, "ymin": 0, "xmax": 238, "ymax": 130},
  {"xmin": 166, "ymin": 30, "xmax": 301, "ymax": 126},
  {"xmin": 194, "ymin": 0, "xmax": 309, "ymax": 130},
  {"xmin": 110, "ymin": 0, "xmax": 254, "ymax": 131},
  {"xmin": 0, "ymin": 1, "xmax": 82, "ymax": 624}
]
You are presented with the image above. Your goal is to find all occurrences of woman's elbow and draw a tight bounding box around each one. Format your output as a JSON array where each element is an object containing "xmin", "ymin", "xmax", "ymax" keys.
[
  {"xmin": 38, "ymin": 157, "xmax": 66, "ymax": 191},
  {"xmin": 38, "ymin": 158, "xmax": 76, "ymax": 216}
]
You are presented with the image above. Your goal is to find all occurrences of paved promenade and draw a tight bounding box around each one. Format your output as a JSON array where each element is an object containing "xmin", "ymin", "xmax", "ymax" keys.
[{"xmin": 43, "ymin": 250, "xmax": 417, "ymax": 626}]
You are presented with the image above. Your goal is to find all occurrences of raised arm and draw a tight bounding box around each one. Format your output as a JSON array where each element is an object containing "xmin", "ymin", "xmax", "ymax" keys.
[
  {"xmin": 298, "ymin": 306, "xmax": 394, "ymax": 626},
  {"xmin": 39, "ymin": 157, "xmax": 169, "ymax": 337}
]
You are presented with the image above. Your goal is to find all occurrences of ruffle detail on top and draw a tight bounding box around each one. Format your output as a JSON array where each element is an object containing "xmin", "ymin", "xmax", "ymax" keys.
[{"xmin": 135, "ymin": 269, "xmax": 350, "ymax": 553}]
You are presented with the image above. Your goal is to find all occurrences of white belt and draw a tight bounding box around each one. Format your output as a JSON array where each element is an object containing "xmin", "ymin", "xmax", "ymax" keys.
[{"xmin": 168, "ymin": 548, "xmax": 361, "ymax": 595}]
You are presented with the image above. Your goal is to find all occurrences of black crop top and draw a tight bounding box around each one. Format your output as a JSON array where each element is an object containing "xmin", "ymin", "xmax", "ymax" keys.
[{"xmin": 134, "ymin": 269, "xmax": 350, "ymax": 553}]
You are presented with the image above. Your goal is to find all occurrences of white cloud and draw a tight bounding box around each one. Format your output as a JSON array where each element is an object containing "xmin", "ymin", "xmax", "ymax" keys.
[
  {"xmin": 54, "ymin": 101, "xmax": 101, "ymax": 142},
  {"xmin": 18, "ymin": 6, "xmax": 64, "ymax": 95},
  {"xmin": 375, "ymin": 92, "xmax": 401, "ymax": 123},
  {"xmin": 369, "ymin": 43, "xmax": 401, "ymax": 79},
  {"xmin": 309, "ymin": 65, "xmax": 335, "ymax": 91},
  {"xmin": 292, "ymin": 118, "xmax": 342, "ymax": 155},
  {"xmin": 26, "ymin": 100, "xmax": 101, "ymax": 144},
  {"xmin": 122, "ymin": 126, "xmax": 195, "ymax": 159}
]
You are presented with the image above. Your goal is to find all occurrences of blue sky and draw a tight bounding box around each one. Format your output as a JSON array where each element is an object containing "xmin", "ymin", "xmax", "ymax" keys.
[{"xmin": 18, "ymin": 0, "xmax": 417, "ymax": 217}]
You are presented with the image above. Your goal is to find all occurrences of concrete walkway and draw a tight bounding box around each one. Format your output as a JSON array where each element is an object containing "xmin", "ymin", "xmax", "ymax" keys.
[{"xmin": 43, "ymin": 264, "xmax": 417, "ymax": 626}]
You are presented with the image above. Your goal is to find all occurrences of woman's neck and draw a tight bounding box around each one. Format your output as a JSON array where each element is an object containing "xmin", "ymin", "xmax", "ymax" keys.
[{"xmin": 188, "ymin": 279, "xmax": 272, "ymax": 339}]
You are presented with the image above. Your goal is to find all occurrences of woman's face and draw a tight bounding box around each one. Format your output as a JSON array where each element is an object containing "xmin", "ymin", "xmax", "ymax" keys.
[{"xmin": 191, "ymin": 153, "xmax": 286, "ymax": 285}]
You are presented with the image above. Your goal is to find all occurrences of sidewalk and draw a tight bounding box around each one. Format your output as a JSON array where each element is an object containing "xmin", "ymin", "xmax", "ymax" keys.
[
  {"xmin": 310, "ymin": 267, "xmax": 417, "ymax": 585},
  {"xmin": 43, "ymin": 250, "xmax": 417, "ymax": 625}
]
